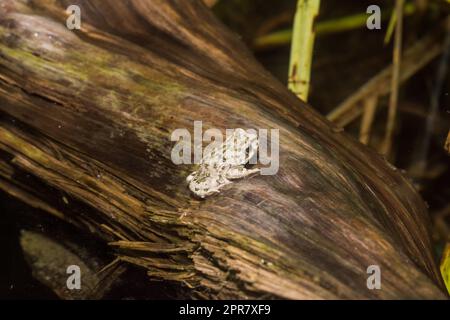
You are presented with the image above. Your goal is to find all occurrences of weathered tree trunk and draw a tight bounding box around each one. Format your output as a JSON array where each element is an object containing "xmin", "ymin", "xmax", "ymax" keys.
[{"xmin": 0, "ymin": 0, "xmax": 447, "ymax": 299}]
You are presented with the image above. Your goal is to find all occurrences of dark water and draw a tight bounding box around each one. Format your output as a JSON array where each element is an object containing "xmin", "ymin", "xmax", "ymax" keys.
[
  {"xmin": 0, "ymin": 193, "xmax": 58, "ymax": 299},
  {"xmin": 0, "ymin": 192, "xmax": 182, "ymax": 300}
]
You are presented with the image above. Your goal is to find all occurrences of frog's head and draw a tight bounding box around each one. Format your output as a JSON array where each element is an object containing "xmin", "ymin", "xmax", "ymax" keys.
[{"xmin": 227, "ymin": 128, "xmax": 259, "ymax": 165}]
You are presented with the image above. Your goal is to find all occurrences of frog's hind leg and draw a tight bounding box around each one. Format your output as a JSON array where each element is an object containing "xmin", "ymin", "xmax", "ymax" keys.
[
  {"xmin": 218, "ymin": 176, "xmax": 232, "ymax": 186},
  {"xmin": 226, "ymin": 167, "xmax": 260, "ymax": 180}
]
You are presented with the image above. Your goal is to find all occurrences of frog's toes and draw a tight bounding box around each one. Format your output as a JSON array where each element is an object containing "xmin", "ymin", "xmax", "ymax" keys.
[
  {"xmin": 247, "ymin": 168, "xmax": 260, "ymax": 175},
  {"xmin": 186, "ymin": 172, "xmax": 196, "ymax": 183}
]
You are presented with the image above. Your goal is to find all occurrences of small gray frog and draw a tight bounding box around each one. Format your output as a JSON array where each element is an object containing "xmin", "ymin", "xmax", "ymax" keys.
[{"xmin": 187, "ymin": 128, "xmax": 260, "ymax": 198}]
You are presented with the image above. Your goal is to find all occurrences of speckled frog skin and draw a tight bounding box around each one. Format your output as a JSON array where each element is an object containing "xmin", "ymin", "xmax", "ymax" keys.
[{"xmin": 187, "ymin": 128, "xmax": 259, "ymax": 198}]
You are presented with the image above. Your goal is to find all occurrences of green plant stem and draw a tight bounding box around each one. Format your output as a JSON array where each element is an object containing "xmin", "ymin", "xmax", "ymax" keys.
[
  {"xmin": 255, "ymin": 3, "xmax": 416, "ymax": 50},
  {"xmin": 288, "ymin": 0, "xmax": 320, "ymax": 102}
]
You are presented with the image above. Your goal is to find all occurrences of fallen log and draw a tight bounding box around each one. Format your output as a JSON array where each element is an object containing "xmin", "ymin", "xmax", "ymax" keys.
[{"xmin": 0, "ymin": 0, "xmax": 447, "ymax": 299}]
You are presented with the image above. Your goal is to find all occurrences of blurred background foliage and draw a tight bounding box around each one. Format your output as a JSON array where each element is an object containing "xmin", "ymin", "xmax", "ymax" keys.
[{"xmin": 212, "ymin": 0, "xmax": 450, "ymax": 264}]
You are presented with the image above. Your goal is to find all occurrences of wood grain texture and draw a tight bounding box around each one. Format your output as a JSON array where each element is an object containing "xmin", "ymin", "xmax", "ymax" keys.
[{"xmin": 0, "ymin": 0, "xmax": 446, "ymax": 299}]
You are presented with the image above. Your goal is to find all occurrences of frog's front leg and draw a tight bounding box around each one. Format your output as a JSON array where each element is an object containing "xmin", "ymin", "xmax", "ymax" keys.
[{"xmin": 226, "ymin": 166, "xmax": 260, "ymax": 180}]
